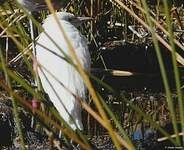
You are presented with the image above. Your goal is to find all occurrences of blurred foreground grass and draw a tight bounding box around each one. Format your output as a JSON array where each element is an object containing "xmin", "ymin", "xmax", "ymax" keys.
[{"xmin": 0, "ymin": 0, "xmax": 184, "ymax": 149}]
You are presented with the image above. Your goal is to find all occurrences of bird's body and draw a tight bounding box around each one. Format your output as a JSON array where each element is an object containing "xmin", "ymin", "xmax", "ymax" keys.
[{"xmin": 35, "ymin": 12, "xmax": 90, "ymax": 130}]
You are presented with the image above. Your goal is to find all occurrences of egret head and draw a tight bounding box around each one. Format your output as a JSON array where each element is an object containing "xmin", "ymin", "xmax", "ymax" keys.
[{"xmin": 57, "ymin": 12, "xmax": 92, "ymax": 27}]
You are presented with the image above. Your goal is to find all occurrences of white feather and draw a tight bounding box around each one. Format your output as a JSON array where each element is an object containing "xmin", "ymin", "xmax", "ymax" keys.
[{"xmin": 36, "ymin": 12, "xmax": 90, "ymax": 130}]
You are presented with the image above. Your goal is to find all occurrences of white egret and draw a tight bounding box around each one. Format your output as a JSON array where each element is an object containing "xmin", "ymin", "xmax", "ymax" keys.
[
  {"xmin": 17, "ymin": 0, "xmax": 91, "ymax": 131},
  {"xmin": 35, "ymin": 12, "xmax": 91, "ymax": 130}
]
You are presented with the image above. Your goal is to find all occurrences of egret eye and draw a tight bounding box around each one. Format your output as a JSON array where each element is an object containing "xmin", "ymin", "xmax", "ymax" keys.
[{"xmin": 68, "ymin": 18, "xmax": 72, "ymax": 22}]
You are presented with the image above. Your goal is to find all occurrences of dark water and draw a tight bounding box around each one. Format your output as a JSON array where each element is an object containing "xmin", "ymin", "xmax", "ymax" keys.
[{"xmin": 92, "ymin": 42, "xmax": 184, "ymax": 91}]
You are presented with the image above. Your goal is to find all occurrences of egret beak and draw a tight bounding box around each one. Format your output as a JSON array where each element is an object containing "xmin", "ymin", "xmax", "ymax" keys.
[
  {"xmin": 77, "ymin": 17, "xmax": 94, "ymax": 22},
  {"xmin": 70, "ymin": 16, "xmax": 93, "ymax": 27}
]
